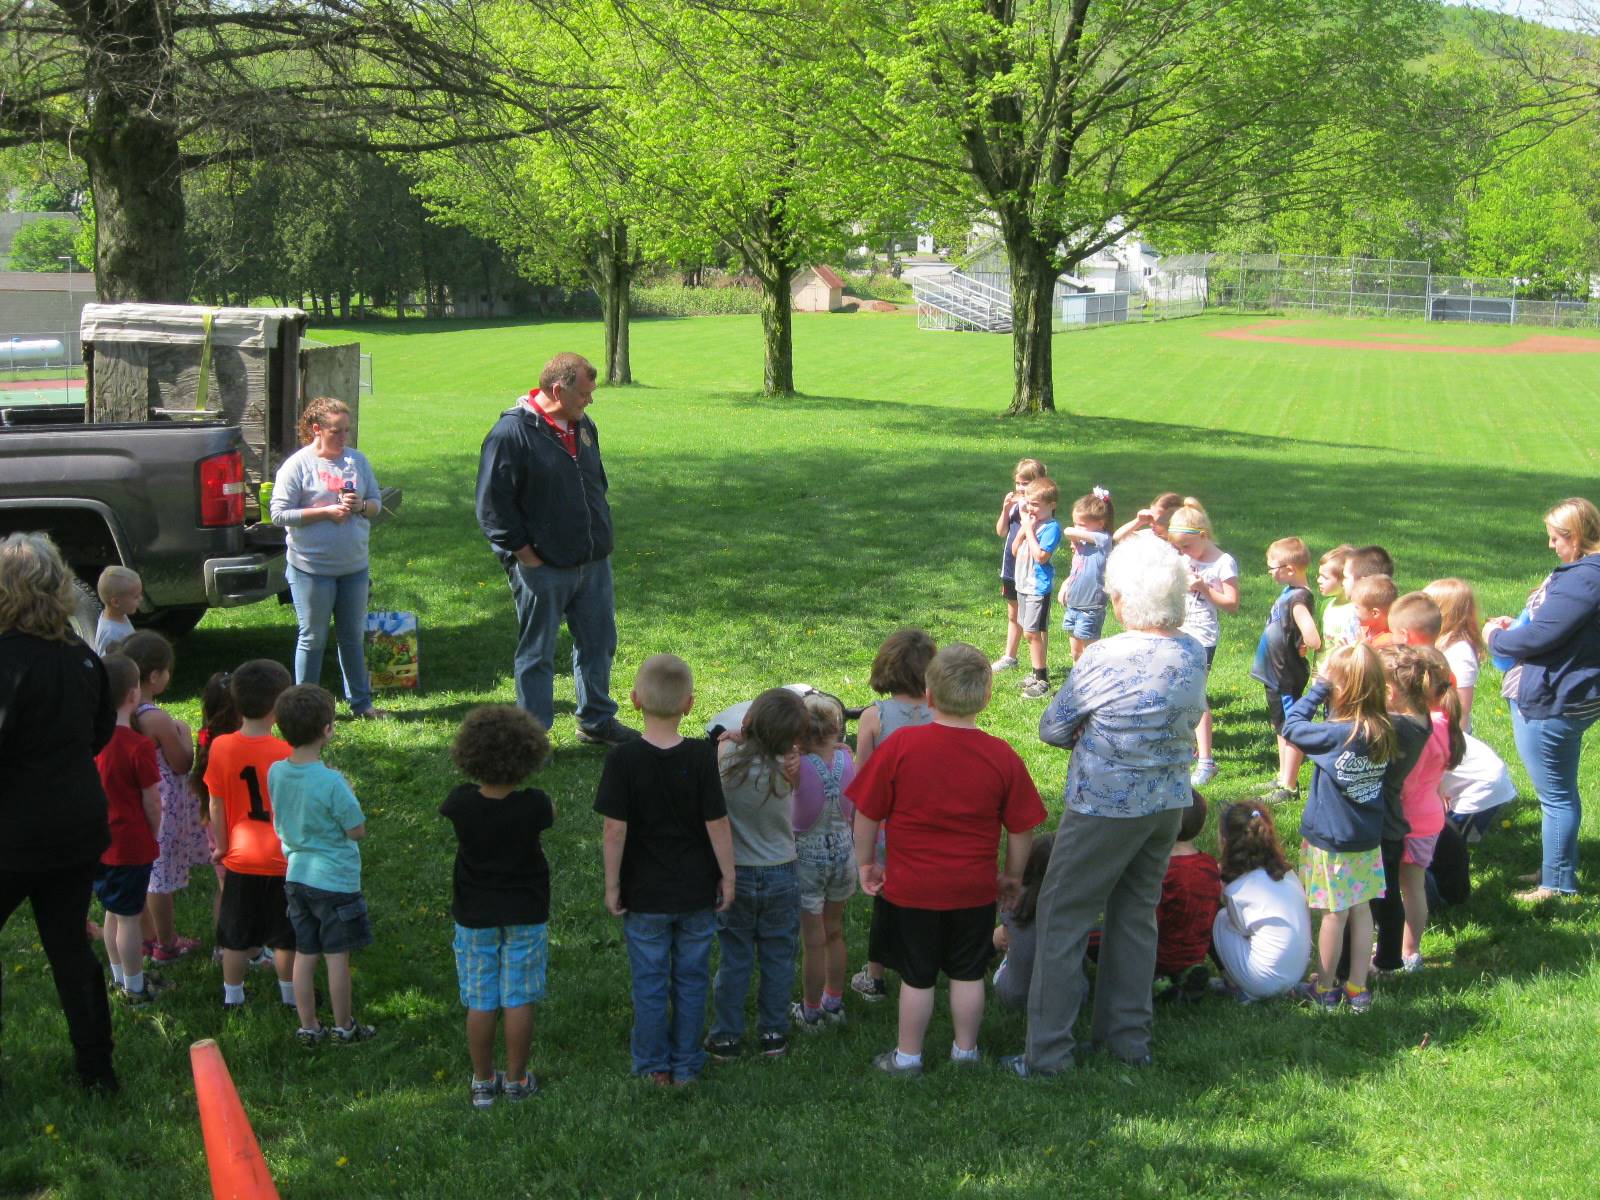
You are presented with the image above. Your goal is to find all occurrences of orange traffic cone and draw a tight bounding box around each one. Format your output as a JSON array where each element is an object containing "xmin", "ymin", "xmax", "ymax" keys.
[{"xmin": 190, "ymin": 1038, "xmax": 280, "ymax": 1199}]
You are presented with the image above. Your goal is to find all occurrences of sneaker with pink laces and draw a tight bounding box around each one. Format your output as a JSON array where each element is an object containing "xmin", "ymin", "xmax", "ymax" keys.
[{"xmin": 149, "ymin": 936, "xmax": 202, "ymax": 964}]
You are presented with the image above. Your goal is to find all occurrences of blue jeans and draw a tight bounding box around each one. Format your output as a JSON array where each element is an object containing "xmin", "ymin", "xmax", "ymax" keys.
[
  {"xmin": 506, "ymin": 558, "xmax": 618, "ymax": 731},
  {"xmin": 710, "ymin": 863, "xmax": 799, "ymax": 1041},
  {"xmin": 285, "ymin": 563, "xmax": 372, "ymax": 713},
  {"xmin": 1511, "ymin": 705, "xmax": 1598, "ymax": 894},
  {"xmin": 623, "ymin": 909, "xmax": 715, "ymax": 1080}
]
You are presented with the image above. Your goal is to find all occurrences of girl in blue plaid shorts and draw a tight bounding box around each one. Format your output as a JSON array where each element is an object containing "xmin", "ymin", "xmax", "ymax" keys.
[{"xmin": 441, "ymin": 705, "xmax": 554, "ymax": 1109}]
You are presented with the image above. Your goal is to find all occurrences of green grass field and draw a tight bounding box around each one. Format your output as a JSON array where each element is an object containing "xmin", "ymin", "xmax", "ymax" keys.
[{"xmin": 5, "ymin": 310, "xmax": 1600, "ymax": 1198}]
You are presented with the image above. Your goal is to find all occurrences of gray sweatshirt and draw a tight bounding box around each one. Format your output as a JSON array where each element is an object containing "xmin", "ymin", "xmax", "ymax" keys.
[{"xmin": 271, "ymin": 445, "xmax": 380, "ymax": 576}]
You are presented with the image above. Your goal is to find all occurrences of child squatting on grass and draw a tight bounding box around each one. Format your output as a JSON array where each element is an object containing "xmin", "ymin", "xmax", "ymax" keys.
[
  {"xmin": 442, "ymin": 704, "xmax": 554, "ymax": 1109},
  {"xmin": 595, "ymin": 654, "xmax": 736, "ymax": 1086},
  {"xmin": 847, "ymin": 643, "xmax": 1047, "ymax": 1076},
  {"xmin": 270, "ymin": 684, "xmax": 376, "ymax": 1045}
]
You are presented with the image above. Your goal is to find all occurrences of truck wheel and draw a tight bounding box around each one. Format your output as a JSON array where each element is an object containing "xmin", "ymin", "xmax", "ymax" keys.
[
  {"xmin": 70, "ymin": 577, "xmax": 102, "ymax": 646},
  {"xmin": 141, "ymin": 606, "xmax": 207, "ymax": 639}
]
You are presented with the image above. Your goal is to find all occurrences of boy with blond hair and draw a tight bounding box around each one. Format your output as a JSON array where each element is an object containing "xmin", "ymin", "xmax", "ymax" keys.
[
  {"xmin": 1350, "ymin": 575, "xmax": 1399, "ymax": 648},
  {"xmin": 1014, "ymin": 479, "xmax": 1063, "ymax": 699},
  {"xmin": 848, "ymin": 643, "xmax": 1046, "ymax": 1077},
  {"xmin": 595, "ymin": 654, "xmax": 735, "ymax": 1086},
  {"xmin": 1250, "ymin": 537, "xmax": 1322, "ymax": 802},
  {"xmin": 1388, "ymin": 592, "xmax": 1443, "ymax": 647},
  {"xmin": 94, "ymin": 566, "xmax": 142, "ymax": 655}
]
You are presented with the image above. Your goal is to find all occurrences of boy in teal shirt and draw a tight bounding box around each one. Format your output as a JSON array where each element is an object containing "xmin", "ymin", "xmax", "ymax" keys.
[{"xmin": 270, "ymin": 684, "xmax": 375, "ymax": 1045}]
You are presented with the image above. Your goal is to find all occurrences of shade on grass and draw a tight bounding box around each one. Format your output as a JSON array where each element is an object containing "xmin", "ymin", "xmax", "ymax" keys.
[{"xmin": 3, "ymin": 311, "xmax": 1599, "ymax": 1198}]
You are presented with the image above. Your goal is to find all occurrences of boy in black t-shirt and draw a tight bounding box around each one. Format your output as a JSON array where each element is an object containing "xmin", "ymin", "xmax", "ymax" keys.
[
  {"xmin": 1250, "ymin": 537, "xmax": 1322, "ymax": 803},
  {"xmin": 594, "ymin": 654, "xmax": 735, "ymax": 1086},
  {"xmin": 441, "ymin": 705, "xmax": 554, "ymax": 1110}
]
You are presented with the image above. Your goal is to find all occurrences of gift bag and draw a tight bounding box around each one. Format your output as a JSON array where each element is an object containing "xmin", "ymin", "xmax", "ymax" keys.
[{"xmin": 365, "ymin": 611, "xmax": 419, "ymax": 689}]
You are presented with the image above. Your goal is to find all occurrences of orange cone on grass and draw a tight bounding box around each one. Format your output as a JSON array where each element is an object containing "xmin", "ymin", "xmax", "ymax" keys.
[{"xmin": 190, "ymin": 1038, "xmax": 280, "ymax": 1199}]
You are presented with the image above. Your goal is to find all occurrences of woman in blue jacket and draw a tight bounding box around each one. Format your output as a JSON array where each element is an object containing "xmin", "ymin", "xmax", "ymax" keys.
[{"xmin": 1486, "ymin": 498, "xmax": 1600, "ymax": 901}]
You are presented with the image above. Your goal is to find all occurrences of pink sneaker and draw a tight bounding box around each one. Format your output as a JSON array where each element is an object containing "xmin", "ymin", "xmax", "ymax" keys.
[{"xmin": 149, "ymin": 936, "xmax": 202, "ymax": 964}]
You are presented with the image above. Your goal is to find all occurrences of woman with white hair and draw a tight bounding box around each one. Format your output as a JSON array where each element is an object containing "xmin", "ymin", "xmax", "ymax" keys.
[
  {"xmin": 1002, "ymin": 535, "xmax": 1208, "ymax": 1077},
  {"xmin": 0, "ymin": 532, "xmax": 119, "ymax": 1092}
]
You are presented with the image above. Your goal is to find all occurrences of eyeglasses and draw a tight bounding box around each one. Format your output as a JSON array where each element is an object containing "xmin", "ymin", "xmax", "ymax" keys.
[{"xmin": 1266, "ymin": 563, "xmax": 1292, "ymax": 572}]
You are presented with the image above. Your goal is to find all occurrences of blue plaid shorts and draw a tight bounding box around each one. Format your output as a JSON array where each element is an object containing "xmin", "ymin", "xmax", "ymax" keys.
[{"xmin": 452, "ymin": 923, "xmax": 549, "ymax": 1011}]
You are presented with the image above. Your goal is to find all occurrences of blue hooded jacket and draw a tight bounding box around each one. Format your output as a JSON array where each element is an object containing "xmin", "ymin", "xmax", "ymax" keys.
[
  {"xmin": 1283, "ymin": 680, "xmax": 1387, "ymax": 854},
  {"xmin": 1489, "ymin": 553, "xmax": 1600, "ymax": 720}
]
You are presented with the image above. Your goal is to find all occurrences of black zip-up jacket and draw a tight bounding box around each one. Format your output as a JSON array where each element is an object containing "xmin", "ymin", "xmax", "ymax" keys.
[{"xmin": 474, "ymin": 401, "xmax": 613, "ymax": 569}]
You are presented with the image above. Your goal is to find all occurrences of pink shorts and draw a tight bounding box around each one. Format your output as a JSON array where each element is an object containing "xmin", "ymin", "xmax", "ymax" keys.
[{"xmin": 1402, "ymin": 834, "xmax": 1439, "ymax": 869}]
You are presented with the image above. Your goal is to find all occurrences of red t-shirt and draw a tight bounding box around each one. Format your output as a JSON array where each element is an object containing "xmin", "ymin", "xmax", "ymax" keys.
[
  {"xmin": 204, "ymin": 732, "xmax": 293, "ymax": 876},
  {"xmin": 97, "ymin": 725, "xmax": 161, "ymax": 865},
  {"xmin": 846, "ymin": 723, "xmax": 1046, "ymax": 910},
  {"xmin": 1155, "ymin": 851, "xmax": 1222, "ymax": 975}
]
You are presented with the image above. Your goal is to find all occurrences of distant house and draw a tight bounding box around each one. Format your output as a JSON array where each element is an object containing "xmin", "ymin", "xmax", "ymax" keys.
[
  {"xmin": 0, "ymin": 270, "xmax": 97, "ymax": 362},
  {"xmin": 791, "ymin": 265, "xmax": 845, "ymax": 312}
]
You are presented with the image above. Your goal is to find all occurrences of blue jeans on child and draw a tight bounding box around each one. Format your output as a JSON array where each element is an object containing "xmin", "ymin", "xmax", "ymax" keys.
[
  {"xmin": 710, "ymin": 863, "xmax": 799, "ymax": 1041},
  {"xmin": 285, "ymin": 563, "xmax": 373, "ymax": 713},
  {"xmin": 623, "ymin": 908, "xmax": 716, "ymax": 1080},
  {"xmin": 1510, "ymin": 704, "xmax": 1598, "ymax": 894}
]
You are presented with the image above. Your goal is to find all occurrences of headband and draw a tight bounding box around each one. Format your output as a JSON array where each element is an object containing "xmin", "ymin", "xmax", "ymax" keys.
[{"xmin": 1168, "ymin": 524, "xmax": 1206, "ymax": 536}]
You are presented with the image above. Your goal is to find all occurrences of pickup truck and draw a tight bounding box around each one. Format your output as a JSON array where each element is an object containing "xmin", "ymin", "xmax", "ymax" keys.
[{"xmin": 0, "ymin": 401, "xmax": 287, "ymax": 638}]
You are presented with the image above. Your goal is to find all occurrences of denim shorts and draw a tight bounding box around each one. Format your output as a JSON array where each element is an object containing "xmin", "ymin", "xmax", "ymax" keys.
[
  {"xmin": 284, "ymin": 882, "xmax": 373, "ymax": 954},
  {"xmin": 1062, "ymin": 606, "xmax": 1107, "ymax": 639},
  {"xmin": 796, "ymin": 830, "xmax": 856, "ymax": 914},
  {"xmin": 453, "ymin": 923, "xmax": 548, "ymax": 1010},
  {"xmin": 94, "ymin": 862, "xmax": 153, "ymax": 918}
]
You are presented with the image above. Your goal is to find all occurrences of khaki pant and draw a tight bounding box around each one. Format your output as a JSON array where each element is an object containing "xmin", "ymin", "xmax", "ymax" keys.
[{"xmin": 1025, "ymin": 806, "xmax": 1182, "ymax": 1074}]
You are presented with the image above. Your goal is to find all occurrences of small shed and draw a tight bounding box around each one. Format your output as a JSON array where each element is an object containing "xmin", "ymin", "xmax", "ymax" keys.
[
  {"xmin": 791, "ymin": 265, "xmax": 846, "ymax": 312},
  {"xmin": 79, "ymin": 304, "xmax": 358, "ymax": 519}
]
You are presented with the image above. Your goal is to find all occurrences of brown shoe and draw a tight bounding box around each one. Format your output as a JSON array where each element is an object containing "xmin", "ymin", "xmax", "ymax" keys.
[
  {"xmin": 352, "ymin": 707, "xmax": 390, "ymax": 721},
  {"xmin": 1513, "ymin": 886, "xmax": 1565, "ymax": 903}
]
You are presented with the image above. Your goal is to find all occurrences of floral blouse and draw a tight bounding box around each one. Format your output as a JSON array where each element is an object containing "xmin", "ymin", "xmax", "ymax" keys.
[{"xmin": 1038, "ymin": 631, "xmax": 1208, "ymax": 818}]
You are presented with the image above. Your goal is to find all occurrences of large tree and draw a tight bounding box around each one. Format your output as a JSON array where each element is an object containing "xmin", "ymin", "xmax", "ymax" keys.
[
  {"xmin": 872, "ymin": 0, "xmax": 1440, "ymax": 414},
  {"xmin": 0, "ymin": 0, "xmax": 595, "ymax": 301}
]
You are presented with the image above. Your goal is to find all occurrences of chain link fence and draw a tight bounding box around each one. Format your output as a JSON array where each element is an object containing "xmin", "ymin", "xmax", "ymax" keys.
[{"xmin": 1153, "ymin": 253, "xmax": 1600, "ymax": 327}]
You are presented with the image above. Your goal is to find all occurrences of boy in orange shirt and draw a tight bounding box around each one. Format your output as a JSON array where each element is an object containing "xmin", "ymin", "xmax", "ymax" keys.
[{"xmin": 204, "ymin": 659, "xmax": 298, "ymax": 1010}]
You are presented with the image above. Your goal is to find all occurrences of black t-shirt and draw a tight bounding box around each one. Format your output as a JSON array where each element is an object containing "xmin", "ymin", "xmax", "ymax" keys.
[
  {"xmin": 1250, "ymin": 585, "xmax": 1315, "ymax": 695},
  {"xmin": 439, "ymin": 784, "xmax": 554, "ymax": 928},
  {"xmin": 592, "ymin": 737, "xmax": 726, "ymax": 913},
  {"xmin": 0, "ymin": 631, "xmax": 115, "ymax": 872}
]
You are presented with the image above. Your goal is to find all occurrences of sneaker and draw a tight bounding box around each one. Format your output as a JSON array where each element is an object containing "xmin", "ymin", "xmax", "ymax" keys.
[
  {"xmin": 949, "ymin": 1047, "xmax": 982, "ymax": 1067},
  {"xmin": 502, "ymin": 1074, "xmax": 540, "ymax": 1102},
  {"xmin": 1020, "ymin": 676, "xmax": 1051, "ymax": 699},
  {"xmin": 470, "ymin": 1072, "xmax": 502, "ymax": 1111},
  {"xmin": 1190, "ymin": 759, "xmax": 1218, "ymax": 787},
  {"xmin": 759, "ymin": 1032, "xmax": 788, "ymax": 1058},
  {"xmin": 646, "ymin": 1070, "xmax": 672, "ymax": 1087},
  {"xmin": 818, "ymin": 1002, "xmax": 847, "ymax": 1026},
  {"xmin": 1343, "ymin": 985, "xmax": 1374, "ymax": 1014},
  {"xmin": 295, "ymin": 1025, "xmax": 327, "ymax": 1047},
  {"xmin": 351, "ymin": 707, "xmax": 390, "ymax": 721},
  {"xmin": 871, "ymin": 1050, "xmax": 923, "ymax": 1079},
  {"xmin": 575, "ymin": 718, "xmax": 641, "ymax": 747},
  {"xmin": 149, "ymin": 936, "xmax": 202, "ymax": 964},
  {"xmin": 1293, "ymin": 979, "xmax": 1344, "ymax": 1010},
  {"xmin": 1400, "ymin": 954, "xmax": 1424, "ymax": 974},
  {"xmin": 222, "ymin": 992, "xmax": 247, "ymax": 1012},
  {"xmin": 850, "ymin": 966, "xmax": 888, "ymax": 1001},
  {"xmin": 247, "ymin": 948, "xmax": 275, "ymax": 969},
  {"xmin": 704, "ymin": 1035, "xmax": 741, "ymax": 1061},
  {"xmin": 990, "ymin": 655, "xmax": 1019, "ymax": 673},
  {"xmin": 997, "ymin": 1054, "xmax": 1033, "ymax": 1079},
  {"xmin": 1263, "ymin": 786, "xmax": 1299, "ymax": 805},
  {"xmin": 790, "ymin": 1002, "xmax": 826, "ymax": 1033},
  {"xmin": 331, "ymin": 1019, "xmax": 377, "ymax": 1043},
  {"xmin": 119, "ymin": 972, "xmax": 175, "ymax": 1005}
]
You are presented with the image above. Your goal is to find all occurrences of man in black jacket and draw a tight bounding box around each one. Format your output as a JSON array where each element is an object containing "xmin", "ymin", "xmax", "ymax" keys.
[{"xmin": 474, "ymin": 353, "xmax": 637, "ymax": 746}]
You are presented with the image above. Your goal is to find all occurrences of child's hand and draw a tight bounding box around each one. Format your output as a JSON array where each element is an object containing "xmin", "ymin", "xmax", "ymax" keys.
[
  {"xmin": 1137, "ymin": 507, "xmax": 1156, "ymax": 526},
  {"xmin": 1057, "ymin": 581, "xmax": 1070, "ymax": 606},
  {"xmin": 604, "ymin": 885, "xmax": 626, "ymax": 917},
  {"xmin": 1188, "ymin": 572, "xmax": 1207, "ymax": 595},
  {"xmin": 997, "ymin": 873, "xmax": 1023, "ymax": 911},
  {"xmin": 857, "ymin": 861, "xmax": 885, "ymax": 896},
  {"xmin": 993, "ymin": 924, "xmax": 1010, "ymax": 952},
  {"xmin": 716, "ymin": 875, "xmax": 736, "ymax": 912},
  {"xmin": 211, "ymin": 847, "xmax": 225, "ymax": 865},
  {"xmin": 718, "ymin": 728, "xmax": 745, "ymax": 745}
]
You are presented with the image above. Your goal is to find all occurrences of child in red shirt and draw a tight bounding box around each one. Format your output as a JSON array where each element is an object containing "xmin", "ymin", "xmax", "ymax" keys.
[
  {"xmin": 1351, "ymin": 575, "xmax": 1398, "ymax": 648},
  {"xmin": 1155, "ymin": 791, "xmax": 1221, "ymax": 996},
  {"xmin": 848, "ymin": 643, "xmax": 1046, "ymax": 1077},
  {"xmin": 94, "ymin": 654, "xmax": 165, "ymax": 1003}
]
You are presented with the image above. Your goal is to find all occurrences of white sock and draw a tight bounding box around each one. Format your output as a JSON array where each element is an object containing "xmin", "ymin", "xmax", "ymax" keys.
[
  {"xmin": 110, "ymin": 963, "xmax": 125, "ymax": 985},
  {"xmin": 950, "ymin": 1042, "xmax": 980, "ymax": 1062},
  {"xmin": 224, "ymin": 982, "xmax": 246, "ymax": 1005},
  {"xmin": 279, "ymin": 980, "xmax": 297, "ymax": 1005},
  {"xmin": 893, "ymin": 1049, "xmax": 922, "ymax": 1068},
  {"xmin": 124, "ymin": 970, "xmax": 145, "ymax": 994}
]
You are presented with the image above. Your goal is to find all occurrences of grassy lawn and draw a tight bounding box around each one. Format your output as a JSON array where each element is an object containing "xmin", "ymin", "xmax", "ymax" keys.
[{"xmin": 4, "ymin": 310, "xmax": 1600, "ymax": 1198}]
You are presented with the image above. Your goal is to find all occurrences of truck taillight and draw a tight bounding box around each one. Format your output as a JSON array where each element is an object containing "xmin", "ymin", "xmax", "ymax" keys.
[{"xmin": 199, "ymin": 451, "xmax": 245, "ymax": 527}]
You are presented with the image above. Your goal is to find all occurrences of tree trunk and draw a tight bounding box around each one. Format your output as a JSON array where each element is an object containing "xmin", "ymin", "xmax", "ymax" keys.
[
  {"xmin": 1006, "ymin": 239, "xmax": 1058, "ymax": 415},
  {"xmin": 593, "ymin": 222, "xmax": 634, "ymax": 385},
  {"xmin": 758, "ymin": 266, "xmax": 795, "ymax": 397},
  {"xmin": 83, "ymin": 75, "xmax": 185, "ymax": 302}
]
